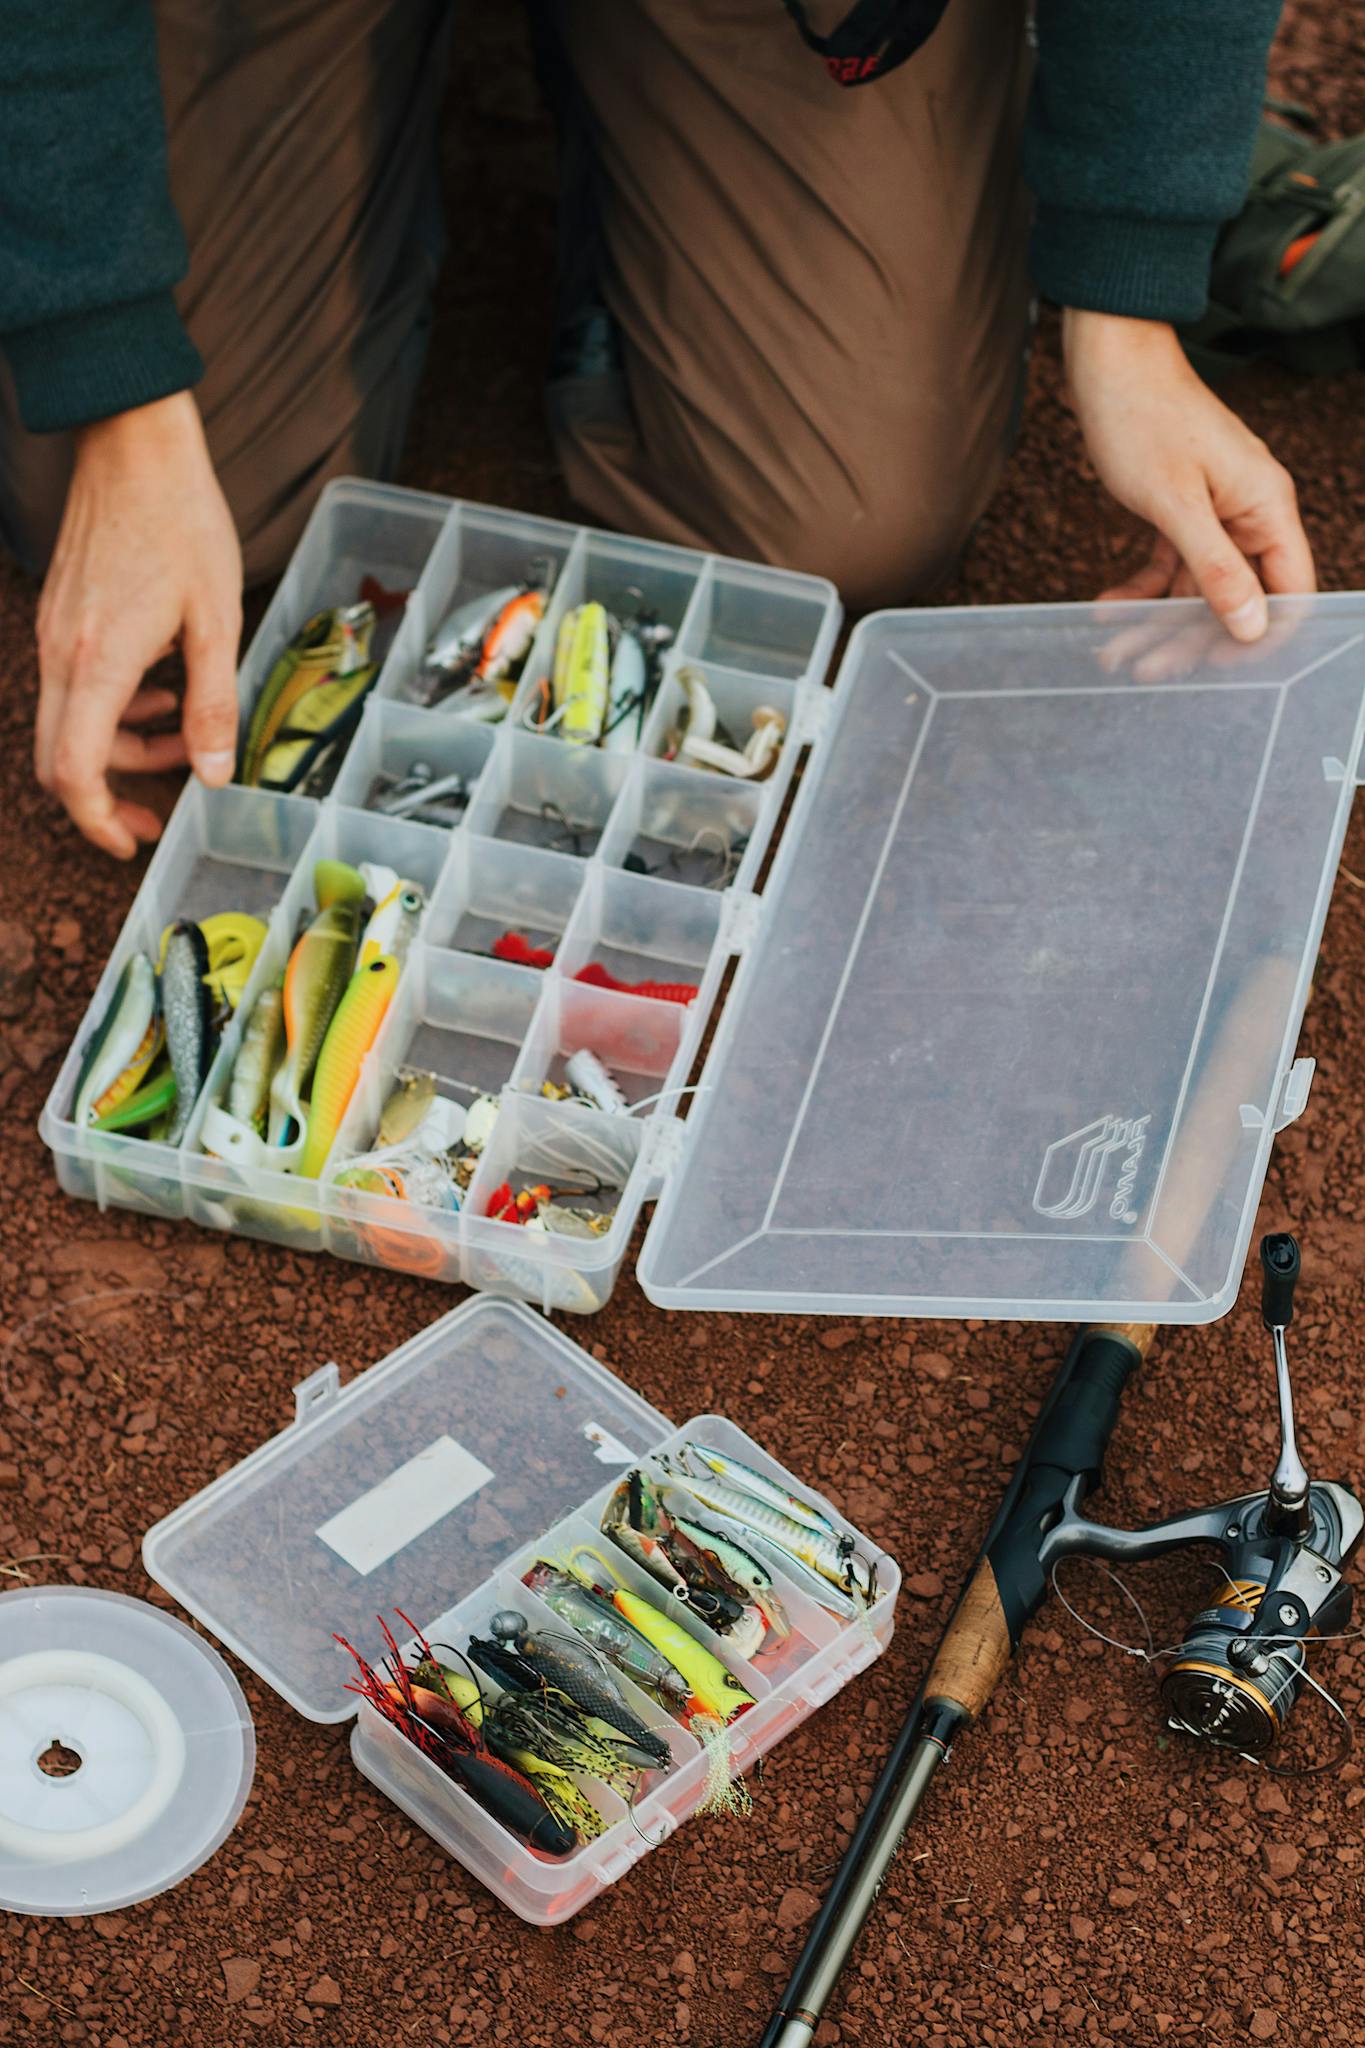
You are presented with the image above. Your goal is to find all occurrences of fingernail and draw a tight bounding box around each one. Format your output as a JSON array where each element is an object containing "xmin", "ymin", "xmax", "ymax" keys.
[
  {"xmin": 195, "ymin": 750, "xmax": 235, "ymax": 786},
  {"xmin": 1224, "ymin": 596, "xmax": 1267, "ymax": 642}
]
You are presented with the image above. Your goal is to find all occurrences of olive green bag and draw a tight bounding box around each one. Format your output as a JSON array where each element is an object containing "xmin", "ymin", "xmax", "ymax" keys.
[{"xmin": 1182, "ymin": 110, "xmax": 1365, "ymax": 376}]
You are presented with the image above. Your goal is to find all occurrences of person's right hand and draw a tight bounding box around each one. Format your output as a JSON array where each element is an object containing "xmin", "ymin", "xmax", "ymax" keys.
[{"xmin": 34, "ymin": 390, "xmax": 242, "ymax": 858}]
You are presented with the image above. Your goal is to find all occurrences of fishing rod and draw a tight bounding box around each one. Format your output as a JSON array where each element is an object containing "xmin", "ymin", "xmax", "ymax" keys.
[{"xmin": 759, "ymin": 1234, "xmax": 1363, "ymax": 2048}]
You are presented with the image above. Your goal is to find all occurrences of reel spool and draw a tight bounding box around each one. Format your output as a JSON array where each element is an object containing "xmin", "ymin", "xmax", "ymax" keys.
[{"xmin": 1161, "ymin": 1580, "xmax": 1307, "ymax": 1754}]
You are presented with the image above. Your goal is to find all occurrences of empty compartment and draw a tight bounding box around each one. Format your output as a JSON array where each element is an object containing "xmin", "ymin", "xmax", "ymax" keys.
[
  {"xmin": 423, "ymin": 838, "xmax": 584, "ymax": 962},
  {"xmin": 599, "ymin": 760, "xmax": 765, "ymax": 890},
  {"xmin": 139, "ymin": 781, "xmax": 318, "ymax": 931},
  {"xmin": 646, "ymin": 659, "xmax": 797, "ymax": 780},
  {"xmin": 556, "ymin": 867, "xmax": 720, "ymax": 995},
  {"xmin": 680, "ymin": 559, "xmax": 836, "ymax": 679},
  {"xmin": 330, "ymin": 696, "xmax": 495, "ymax": 826},
  {"xmin": 466, "ymin": 731, "xmax": 629, "ymax": 857},
  {"xmin": 514, "ymin": 980, "xmax": 687, "ymax": 1109}
]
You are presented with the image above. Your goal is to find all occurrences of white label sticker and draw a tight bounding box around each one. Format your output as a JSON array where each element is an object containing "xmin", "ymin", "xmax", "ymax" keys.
[
  {"xmin": 582, "ymin": 1420, "xmax": 636, "ymax": 1465},
  {"xmin": 316, "ymin": 1435, "xmax": 494, "ymax": 1575}
]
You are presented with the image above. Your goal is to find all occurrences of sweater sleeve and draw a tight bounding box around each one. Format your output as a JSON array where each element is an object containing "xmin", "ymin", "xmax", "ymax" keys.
[
  {"xmin": 0, "ymin": 1, "xmax": 203, "ymax": 434},
  {"xmin": 1023, "ymin": 0, "xmax": 1283, "ymax": 324}
]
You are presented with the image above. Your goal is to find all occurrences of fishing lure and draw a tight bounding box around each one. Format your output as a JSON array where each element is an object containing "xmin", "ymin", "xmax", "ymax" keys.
[
  {"xmin": 661, "ymin": 1505, "xmax": 791, "ymax": 1642},
  {"xmin": 607, "ymin": 1586, "xmax": 755, "ymax": 1726},
  {"xmin": 297, "ymin": 955, "xmax": 400, "ymax": 1177},
  {"xmin": 469, "ymin": 1613, "xmax": 672, "ymax": 1769},
  {"xmin": 667, "ymin": 666, "xmax": 786, "ymax": 779},
  {"xmin": 228, "ymin": 984, "xmax": 286, "ymax": 1132},
  {"xmin": 659, "ymin": 1447, "xmax": 877, "ymax": 1605},
  {"xmin": 357, "ymin": 867, "xmax": 425, "ymax": 969},
  {"xmin": 425, "ymin": 584, "xmax": 521, "ymax": 679},
  {"xmin": 523, "ymin": 1562, "xmax": 694, "ymax": 1716},
  {"xmin": 550, "ymin": 603, "xmax": 610, "ymax": 745},
  {"xmin": 337, "ymin": 1616, "xmax": 575, "ymax": 1856},
  {"xmin": 378, "ymin": 1068, "xmax": 439, "ymax": 1147},
  {"xmin": 573, "ymin": 961, "xmax": 698, "ymax": 1005},
  {"xmin": 196, "ymin": 913, "xmax": 267, "ymax": 1012},
  {"xmin": 564, "ymin": 1048, "xmax": 628, "ymax": 1115},
  {"xmin": 239, "ymin": 602, "xmax": 376, "ymax": 789},
  {"xmin": 268, "ymin": 882, "xmax": 364, "ymax": 1145},
  {"xmin": 161, "ymin": 921, "xmax": 215, "ymax": 1145},
  {"xmin": 73, "ymin": 954, "xmax": 159, "ymax": 1128},
  {"xmin": 475, "ymin": 586, "xmax": 545, "ymax": 684},
  {"xmin": 92, "ymin": 1065, "xmax": 178, "ymax": 1134},
  {"xmin": 602, "ymin": 1471, "xmax": 749, "ymax": 1635}
]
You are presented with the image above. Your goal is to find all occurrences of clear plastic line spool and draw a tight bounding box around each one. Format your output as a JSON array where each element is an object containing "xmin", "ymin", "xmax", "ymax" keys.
[{"xmin": 0, "ymin": 1587, "xmax": 255, "ymax": 1917}]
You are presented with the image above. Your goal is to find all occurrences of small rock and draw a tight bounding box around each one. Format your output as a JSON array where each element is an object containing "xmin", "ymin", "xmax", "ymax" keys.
[
  {"xmin": 819, "ymin": 1326, "xmax": 859, "ymax": 1351},
  {"xmin": 905, "ymin": 1571, "xmax": 944, "ymax": 1599},
  {"xmin": 0, "ymin": 920, "xmax": 36, "ymax": 1020},
  {"xmin": 305, "ymin": 1975, "xmax": 342, "ymax": 2007},
  {"xmin": 1063, "ymin": 1697, "xmax": 1094, "ymax": 1725},
  {"xmin": 1262, "ymin": 1842, "xmax": 1301, "ymax": 1880},
  {"xmin": 776, "ymin": 1886, "xmax": 821, "ymax": 1930},
  {"xmin": 1070, "ymin": 1915, "xmax": 1094, "ymax": 1941},
  {"xmin": 223, "ymin": 1958, "xmax": 261, "ymax": 2003},
  {"xmin": 1248, "ymin": 2011, "xmax": 1278, "ymax": 2040}
]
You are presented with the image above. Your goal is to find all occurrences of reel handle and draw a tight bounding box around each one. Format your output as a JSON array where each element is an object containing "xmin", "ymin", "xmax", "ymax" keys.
[{"xmin": 1260, "ymin": 1232, "xmax": 1301, "ymax": 1330}]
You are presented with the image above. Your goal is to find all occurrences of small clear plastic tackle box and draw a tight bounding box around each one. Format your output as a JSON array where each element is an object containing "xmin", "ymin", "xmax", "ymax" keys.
[
  {"xmin": 41, "ymin": 478, "xmax": 1365, "ymax": 1327},
  {"xmin": 142, "ymin": 1295, "xmax": 903, "ymax": 1924}
]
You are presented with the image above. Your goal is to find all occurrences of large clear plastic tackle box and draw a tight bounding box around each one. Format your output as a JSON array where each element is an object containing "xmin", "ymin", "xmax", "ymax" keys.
[
  {"xmin": 41, "ymin": 478, "xmax": 1365, "ymax": 1326},
  {"xmin": 142, "ymin": 1294, "xmax": 903, "ymax": 1923}
]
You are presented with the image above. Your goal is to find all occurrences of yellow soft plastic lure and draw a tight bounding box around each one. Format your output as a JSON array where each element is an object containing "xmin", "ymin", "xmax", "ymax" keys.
[
  {"xmin": 90, "ymin": 1013, "xmax": 164, "ymax": 1122},
  {"xmin": 608, "ymin": 1587, "xmax": 755, "ymax": 1725},
  {"xmin": 551, "ymin": 602, "xmax": 610, "ymax": 745},
  {"xmin": 298, "ymin": 955, "xmax": 400, "ymax": 1177}
]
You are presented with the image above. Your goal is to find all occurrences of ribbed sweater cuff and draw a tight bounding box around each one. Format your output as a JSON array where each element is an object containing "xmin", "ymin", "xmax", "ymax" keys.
[
  {"xmin": 4, "ymin": 291, "xmax": 203, "ymax": 434},
  {"xmin": 1030, "ymin": 208, "xmax": 1222, "ymax": 325}
]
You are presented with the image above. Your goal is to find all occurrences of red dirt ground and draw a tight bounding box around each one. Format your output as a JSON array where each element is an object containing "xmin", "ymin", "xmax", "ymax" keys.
[{"xmin": 2, "ymin": 7, "xmax": 1364, "ymax": 2045}]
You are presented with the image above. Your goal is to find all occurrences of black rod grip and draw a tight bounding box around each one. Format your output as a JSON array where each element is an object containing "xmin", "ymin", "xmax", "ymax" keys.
[
  {"xmin": 1260, "ymin": 1232, "xmax": 1300, "ymax": 1329},
  {"xmin": 985, "ymin": 1327, "xmax": 1146, "ymax": 1644}
]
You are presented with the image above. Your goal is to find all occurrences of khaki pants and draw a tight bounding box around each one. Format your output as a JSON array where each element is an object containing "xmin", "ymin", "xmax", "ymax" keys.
[{"xmin": 0, "ymin": 0, "xmax": 1031, "ymax": 610}]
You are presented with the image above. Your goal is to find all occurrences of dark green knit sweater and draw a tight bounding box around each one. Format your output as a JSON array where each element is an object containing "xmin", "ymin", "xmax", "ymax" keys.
[{"xmin": 0, "ymin": 1, "xmax": 1282, "ymax": 436}]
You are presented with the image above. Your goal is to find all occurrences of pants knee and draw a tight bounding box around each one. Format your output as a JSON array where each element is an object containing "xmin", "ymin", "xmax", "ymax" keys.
[{"xmin": 753, "ymin": 471, "xmax": 994, "ymax": 615}]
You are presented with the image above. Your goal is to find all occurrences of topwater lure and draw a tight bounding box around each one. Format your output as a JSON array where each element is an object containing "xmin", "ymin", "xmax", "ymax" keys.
[{"xmin": 239, "ymin": 603, "xmax": 377, "ymax": 792}]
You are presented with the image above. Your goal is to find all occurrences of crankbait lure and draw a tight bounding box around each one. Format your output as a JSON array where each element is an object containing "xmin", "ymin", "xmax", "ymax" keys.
[
  {"xmin": 607, "ymin": 1587, "xmax": 755, "ymax": 1725},
  {"xmin": 523, "ymin": 1562, "xmax": 694, "ymax": 1715},
  {"xmin": 658, "ymin": 1448, "xmax": 876, "ymax": 1605},
  {"xmin": 662, "ymin": 1506, "xmax": 791, "ymax": 1642}
]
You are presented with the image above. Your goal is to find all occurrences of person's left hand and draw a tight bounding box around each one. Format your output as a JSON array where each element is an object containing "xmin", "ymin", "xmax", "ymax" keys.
[{"xmin": 1063, "ymin": 308, "xmax": 1316, "ymax": 641}]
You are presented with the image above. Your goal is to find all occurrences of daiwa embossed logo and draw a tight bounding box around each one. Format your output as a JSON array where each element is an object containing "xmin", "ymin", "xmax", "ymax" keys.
[{"xmin": 1033, "ymin": 1113, "xmax": 1152, "ymax": 1227}]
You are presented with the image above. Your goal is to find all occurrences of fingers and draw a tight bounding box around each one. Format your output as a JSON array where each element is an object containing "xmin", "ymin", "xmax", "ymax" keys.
[
  {"xmin": 1098, "ymin": 535, "xmax": 1181, "ymax": 605},
  {"xmin": 1253, "ymin": 467, "xmax": 1317, "ymax": 596},
  {"xmin": 119, "ymin": 685, "xmax": 183, "ymax": 726},
  {"xmin": 1157, "ymin": 486, "xmax": 1268, "ymax": 642},
  {"xmin": 181, "ymin": 592, "xmax": 242, "ymax": 786},
  {"xmin": 109, "ymin": 728, "xmax": 190, "ymax": 774}
]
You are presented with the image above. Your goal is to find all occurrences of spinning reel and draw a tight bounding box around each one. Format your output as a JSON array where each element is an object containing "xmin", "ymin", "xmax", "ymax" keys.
[{"xmin": 1044, "ymin": 1234, "xmax": 1363, "ymax": 1758}]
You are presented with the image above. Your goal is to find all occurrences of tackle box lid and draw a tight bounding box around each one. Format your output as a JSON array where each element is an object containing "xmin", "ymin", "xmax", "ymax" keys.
[
  {"xmin": 142, "ymin": 1296, "xmax": 672, "ymax": 1724},
  {"xmin": 637, "ymin": 593, "xmax": 1365, "ymax": 1324}
]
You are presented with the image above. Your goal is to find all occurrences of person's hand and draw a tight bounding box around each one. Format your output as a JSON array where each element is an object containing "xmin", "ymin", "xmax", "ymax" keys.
[
  {"xmin": 1063, "ymin": 309, "xmax": 1316, "ymax": 642},
  {"xmin": 34, "ymin": 390, "xmax": 242, "ymax": 858}
]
